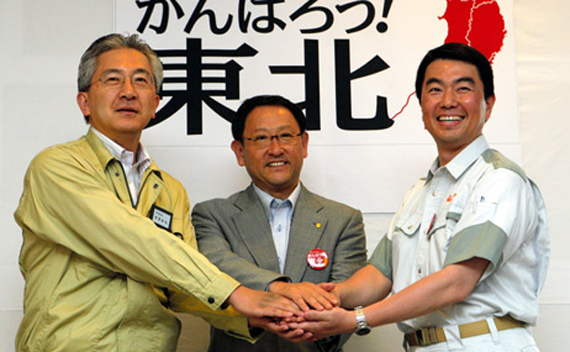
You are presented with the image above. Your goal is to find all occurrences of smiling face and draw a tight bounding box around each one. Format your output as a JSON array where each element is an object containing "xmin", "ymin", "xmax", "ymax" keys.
[
  {"xmin": 76, "ymin": 48, "xmax": 160, "ymax": 152},
  {"xmin": 420, "ymin": 59, "xmax": 495, "ymax": 165},
  {"xmin": 231, "ymin": 105, "xmax": 308, "ymax": 200}
]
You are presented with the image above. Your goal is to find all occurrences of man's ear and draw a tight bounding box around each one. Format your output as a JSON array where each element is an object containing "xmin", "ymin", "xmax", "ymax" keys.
[
  {"xmin": 484, "ymin": 95, "xmax": 496, "ymax": 123},
  {"xmin": 301, "ymin": 131, "xmax": 309, "ymax": 159},
  {"xmin": 77, "ymin": 92, "xmax": 91, "ymax": 118},
  {"xmin": 151, "ymin": 94, "xmax": 160, "ymax": 120},
  {"xmin": 231, "ymin": 140, "xmax": 246, "ymax": 167}
]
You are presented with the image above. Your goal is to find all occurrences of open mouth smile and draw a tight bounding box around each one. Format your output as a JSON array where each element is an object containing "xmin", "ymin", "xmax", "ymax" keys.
[
  {"xmin": 267, "ymin": 161, "xmax": 286, "ymax": 167},
  {"xmin": 437, "ymin": 115, "xmax": 463, "ymax": 122}
]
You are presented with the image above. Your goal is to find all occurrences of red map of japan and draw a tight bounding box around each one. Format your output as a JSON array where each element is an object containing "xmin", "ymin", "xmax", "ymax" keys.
[{"xmin": 441, "ymin": 0, "xmax": 507, "ymax": 63}]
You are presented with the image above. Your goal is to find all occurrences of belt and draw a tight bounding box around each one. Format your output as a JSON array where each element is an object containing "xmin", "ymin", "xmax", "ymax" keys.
[{"xmin": 405, "ymin": 315, "xmax": 525, "ymax": 347}]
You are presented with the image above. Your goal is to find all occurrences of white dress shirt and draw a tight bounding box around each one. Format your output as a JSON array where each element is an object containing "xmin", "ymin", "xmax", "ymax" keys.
[{"xmin": 90, "ymin": 127, "xmax": 151, "ymax": 206}]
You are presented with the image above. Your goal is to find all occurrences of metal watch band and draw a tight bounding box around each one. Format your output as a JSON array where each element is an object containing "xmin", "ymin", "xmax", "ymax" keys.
[{"xmin": 354, "ymin": 305, "xmax": 371, "ymax": 336}]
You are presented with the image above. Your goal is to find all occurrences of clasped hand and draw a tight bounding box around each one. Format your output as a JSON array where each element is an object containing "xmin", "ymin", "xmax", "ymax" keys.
[{"xmin": 249, "ymin": 282, "xmax": 355, "ymax": 342}]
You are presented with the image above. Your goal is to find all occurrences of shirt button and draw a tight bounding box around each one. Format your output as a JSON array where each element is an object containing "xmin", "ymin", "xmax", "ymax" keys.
[{"xmin": 208, "ymin": 297, "xmax": 215, "ymax": 304}]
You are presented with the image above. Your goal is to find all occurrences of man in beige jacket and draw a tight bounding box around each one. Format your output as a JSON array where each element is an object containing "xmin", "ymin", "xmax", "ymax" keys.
[{"xmin": 14, "ymin": 33, "xmax": 298, "ymax": 351}]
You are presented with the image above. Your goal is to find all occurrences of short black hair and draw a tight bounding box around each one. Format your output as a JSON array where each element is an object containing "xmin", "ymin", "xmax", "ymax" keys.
[
  {"xmin": 232, "ymin": 95, "xmax": 307, "ymax": 142},
  {"xmin": 415, "ymin": 43, "xmax": 495, "ymax": 102}
]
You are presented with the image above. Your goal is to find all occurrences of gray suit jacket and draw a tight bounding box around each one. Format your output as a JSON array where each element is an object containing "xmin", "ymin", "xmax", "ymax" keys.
[{"xmin": 192, "ymin": 184, "xmax": 367, "ymax": 352}]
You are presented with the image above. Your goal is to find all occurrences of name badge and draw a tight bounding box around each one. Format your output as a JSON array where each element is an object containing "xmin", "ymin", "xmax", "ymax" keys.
[{"xmin": 149, "ymin": 205, "xmax": 173, "ymax": 232}]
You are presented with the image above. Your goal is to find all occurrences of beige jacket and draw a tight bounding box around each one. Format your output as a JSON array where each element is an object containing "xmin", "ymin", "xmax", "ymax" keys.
[{"xmin": 15, "ymin": 130, "xmax": 250, "ymax": 351}]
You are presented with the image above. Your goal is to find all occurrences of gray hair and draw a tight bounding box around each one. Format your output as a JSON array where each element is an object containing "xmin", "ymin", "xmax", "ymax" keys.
[{"xmin": 77, "ymin": 33, "xmax": 163, "ymax": 93}]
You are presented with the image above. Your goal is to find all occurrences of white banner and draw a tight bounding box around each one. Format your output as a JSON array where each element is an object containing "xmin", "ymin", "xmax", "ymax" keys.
[{"xmin": 115, "ymin": 0, "xmax": 518, "ymax": 212}]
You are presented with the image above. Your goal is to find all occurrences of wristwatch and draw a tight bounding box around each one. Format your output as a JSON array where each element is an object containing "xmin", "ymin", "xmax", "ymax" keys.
[{"xmin": 354, "ymin": 306, "xmax": 371, "ymax": 336}]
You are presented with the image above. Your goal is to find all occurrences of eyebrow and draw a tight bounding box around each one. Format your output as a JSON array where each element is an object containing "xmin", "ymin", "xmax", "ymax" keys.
[
  {"xmin": 425, "ymin": 76, "xmax": 476, "ymax": 86},
  {"xmin": 455, "ymin": 76, "xmax": 476, "ymax": 85},
  {"xmin": 101, "ymin": 68, "xmax": 152, "ymax": 75}
]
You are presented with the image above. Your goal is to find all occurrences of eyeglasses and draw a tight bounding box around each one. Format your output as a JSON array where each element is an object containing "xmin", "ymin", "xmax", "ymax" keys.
[
  {"xmin": 243, "ymin": 132, "xmax": 303, "ymax": 148},
  {"xmin": 96, "ymin": 71, "xmax": 155, "ymax": 90}
]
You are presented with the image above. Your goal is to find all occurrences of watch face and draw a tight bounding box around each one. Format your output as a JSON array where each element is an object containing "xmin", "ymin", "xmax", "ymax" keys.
[{"xmin": 356, "ymin": 326, "xmax": 371, "ymax": 336}]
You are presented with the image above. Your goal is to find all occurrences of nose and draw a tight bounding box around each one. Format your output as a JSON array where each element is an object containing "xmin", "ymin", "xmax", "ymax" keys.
[
  {"xmin": 267, "ymin": 136, "xmax": 284, "ymax": 155},
  {"xmin": 441, "ymin": 89, "xmax": 457, "ymax": 108},
  {"xmin": 119, "ymin": 77, "xmax": 137, "ymax": 99}
]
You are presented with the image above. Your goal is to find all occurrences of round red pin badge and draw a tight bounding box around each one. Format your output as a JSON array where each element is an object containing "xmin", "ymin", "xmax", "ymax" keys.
[{"xmin": 307, "ymin": 248, "xmax": 329, "ymax": 270}]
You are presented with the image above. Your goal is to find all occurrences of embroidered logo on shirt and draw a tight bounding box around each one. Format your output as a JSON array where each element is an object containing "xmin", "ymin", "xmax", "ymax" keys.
[{"xmin": 446, "ymin": 193, "xmax": 457, "ymax": 202}]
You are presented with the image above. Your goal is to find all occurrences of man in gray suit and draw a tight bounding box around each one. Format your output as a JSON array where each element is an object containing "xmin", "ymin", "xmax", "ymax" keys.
[{"xmin": 193, "ymin": 95, "xmax": 368, "ymax": 351}]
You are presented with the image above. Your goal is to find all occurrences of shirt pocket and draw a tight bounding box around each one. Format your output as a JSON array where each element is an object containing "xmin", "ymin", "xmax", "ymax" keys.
[
  {"xmin": 443, "ymin": 199, "xmax": 466, "ymax": 238},
  {"xmin": 390, "ymin": 212, "xmax": 421, "ymax": 263},
  {"xmin": 390, "ymin": 212, "xmax": 422, "ymax": 288},
  {"xmin": 395, "ymin": 212, "xmax": 422, "ymax": 237},
  {"xmin": 425, "ymin": 200, "xmax": 467, "ymax": 254},
  {"xmin": 391, "ymin": 212, "xmax": 422, "ymax": 252}
]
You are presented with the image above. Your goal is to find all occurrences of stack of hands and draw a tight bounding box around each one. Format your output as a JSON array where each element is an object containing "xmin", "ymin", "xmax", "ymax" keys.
[{"xmin": 228, "ymin": 282, "xmax": 356, "ymax": 342}]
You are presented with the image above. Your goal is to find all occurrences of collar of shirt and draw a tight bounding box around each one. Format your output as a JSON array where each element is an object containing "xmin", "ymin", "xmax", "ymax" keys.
[
  {"xmin": 90, "ymin": 127, "xmax": 152, "ymax": 174},
  {"xmin": 427, "ymin": 135, "xmax": 490, "ymax": 182},
  {"xmin": 90, "ymin": 127, "xmax": 152, "ymax": 206},
  {"xmin": 253, "ymin": 183, "xmax": 301, "ymax": 222}
]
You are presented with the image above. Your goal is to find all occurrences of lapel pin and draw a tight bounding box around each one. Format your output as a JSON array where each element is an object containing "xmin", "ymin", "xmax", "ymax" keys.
[
  {"xmin": 307, "ymin": 248, "xmax": 328, "ymax": 270},
  {"xmin": 315, "ymin": 223, "xmax": 322, "ymax": 228}
]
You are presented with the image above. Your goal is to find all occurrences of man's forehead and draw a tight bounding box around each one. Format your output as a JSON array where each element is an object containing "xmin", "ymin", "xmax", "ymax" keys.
[
  {"xmin": 96, "ymin": 48, "xmax": 152, "ymax": 71},
  {"xmin": 424, "ymin": 59, "xmax": 481, "ymax": 82},
  {"xmin": 245, "ymin": 106, "xmax": 298, "ymax": 128},
  {"xmin": 249, "ymin": 105, "xmax": 291, "ymax": 115}
]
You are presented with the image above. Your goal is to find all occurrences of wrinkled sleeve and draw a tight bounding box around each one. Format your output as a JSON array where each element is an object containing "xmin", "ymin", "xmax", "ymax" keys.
[
  {"xmin": 15, "ymin": 148, "xmax": 238, "ymax": 312},
  {"xmin": 165, "ymin": 188, "xmax": 254, "ymax": 341},
  {"xmin": 444, "ymin": 170, "xmax": 537, "ymax": 280},
  {"xmin": 368, "ymin": 235, "xmax": 393, "ymax": 282}
]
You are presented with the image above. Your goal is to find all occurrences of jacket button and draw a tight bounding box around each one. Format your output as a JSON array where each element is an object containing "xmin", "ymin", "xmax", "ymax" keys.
[
  {"xmin": 154, "ymin": 184, "xmax": 159, "ymax": 189},
  {"xmin": 208, "ymin": 297, "xmax": 215, "ymax": 304}
]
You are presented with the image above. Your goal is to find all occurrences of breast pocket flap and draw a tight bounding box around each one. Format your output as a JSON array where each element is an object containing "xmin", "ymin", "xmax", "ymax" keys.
[{"xmin": 396, "ymin": 213, "xmax": 422, "ymax": 237}]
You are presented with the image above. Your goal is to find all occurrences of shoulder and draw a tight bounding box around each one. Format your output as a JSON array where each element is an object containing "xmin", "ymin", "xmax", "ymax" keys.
[
  {"xmin": 480, "ymin": 149, "xmax": 528, "ymax": 181},
  {"xmin": 193, "ymin": 188, "xmax": 249, "ymax": 214},
  {"xmin": 454, "ymin": 150, "xmax": 542, "ymax": 216},
  {"xmin": 301, "ymin": 187, "xmax": 361, "ymax": 216},
  {"xmin": 33, "ymin": 136, "xmax": 88, "ymax": 160},
  {"xmin": 28, "ymin": 136, "xmax": 95, "ymax": 174},
  {"xmin": 468, "ymin": 149, "xmax": 534, "ymax": 198}
]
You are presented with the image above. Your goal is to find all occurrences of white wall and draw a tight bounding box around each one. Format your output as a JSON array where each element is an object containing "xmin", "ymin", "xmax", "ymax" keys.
[{"xmin": 1, "ymin": 0, "xmax": 567, "ymax": 351}]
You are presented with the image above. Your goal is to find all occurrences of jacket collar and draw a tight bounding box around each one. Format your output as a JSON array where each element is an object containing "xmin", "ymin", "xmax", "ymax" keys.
[
  {"xmin": 232, "ymin": 184, "xmax": 327, "ymax": 281},
  {"xmin": 85, "ymin": 129, "xmax": 162, "ymax": 178}
]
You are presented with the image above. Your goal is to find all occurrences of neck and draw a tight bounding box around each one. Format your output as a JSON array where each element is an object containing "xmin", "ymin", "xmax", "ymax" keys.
[
  {"xmin": 259, "ymin": 183, "xmax": 299, "ymax": 201},
  {"xmin": 437, "ymin": 146, "xmax": 466, "ymax": 166},
  {"xmin": 437, "ymin": 151, "xmax": 455, "ymax": 167},
  {"xmin": 110, "ymin": 133, "xmax": 141, "ymax": 154},
  {"xmin": 90, "ymin": 126, "xmax": 141, "ymax": 154},
  {"xmin": 269, "ymin": 189, "xmax": 293, "ymax": 201}
]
